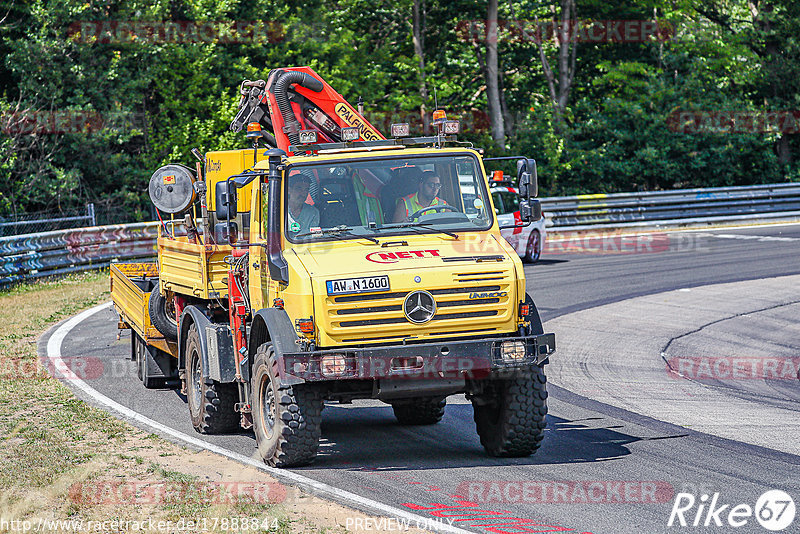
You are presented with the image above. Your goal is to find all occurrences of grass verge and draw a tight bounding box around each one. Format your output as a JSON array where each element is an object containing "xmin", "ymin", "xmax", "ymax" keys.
[{"xmin": 0, "ymin": 271, "xmax": 421, "ymax": 533}]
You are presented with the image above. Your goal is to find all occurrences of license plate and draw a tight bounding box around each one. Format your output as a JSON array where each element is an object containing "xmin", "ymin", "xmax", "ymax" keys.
[{"xmin": 326, "ymin": 275, "xmax": 390, "ymax": 295}]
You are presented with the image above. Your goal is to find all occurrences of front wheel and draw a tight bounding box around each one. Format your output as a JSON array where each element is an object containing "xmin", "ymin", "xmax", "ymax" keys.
[
  {"xmin": 472, "ymin": 365, "xmax": 548, "ymax": 457},
  {"xmin": 251, "ymin": 343, "xmax": 323, "ymax": 467}
]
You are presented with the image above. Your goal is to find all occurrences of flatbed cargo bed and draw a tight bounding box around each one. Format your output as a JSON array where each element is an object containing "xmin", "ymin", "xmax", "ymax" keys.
[{"xmin": 110, "ymin": 262, "xmax": 177, "ymax": 357}]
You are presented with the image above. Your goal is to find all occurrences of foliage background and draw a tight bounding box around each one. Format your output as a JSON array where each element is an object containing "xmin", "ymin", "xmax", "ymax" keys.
[{"xmin": 1, "ymin": 0, "xmax": 798, "ymax": 221}]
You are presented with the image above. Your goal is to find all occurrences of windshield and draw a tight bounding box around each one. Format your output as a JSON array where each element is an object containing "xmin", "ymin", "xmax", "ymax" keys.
[{"xmin": 283, "ymin": 153, "xmax": 493, "ymax": 242}]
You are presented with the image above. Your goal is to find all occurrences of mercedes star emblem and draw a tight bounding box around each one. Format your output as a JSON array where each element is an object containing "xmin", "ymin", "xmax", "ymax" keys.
[{"xmin": 403, "ymin": 290, "xmax": 436, "ymax": 324}]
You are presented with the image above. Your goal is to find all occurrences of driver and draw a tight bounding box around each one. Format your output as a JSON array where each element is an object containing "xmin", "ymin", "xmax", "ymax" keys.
[
  {"xmin": 287, "ymin": 171, "xmax": 320, "ymax": 235},
  {"xmin": 393, "ymin": 170, "xmax": 447, "ymax": 222}
]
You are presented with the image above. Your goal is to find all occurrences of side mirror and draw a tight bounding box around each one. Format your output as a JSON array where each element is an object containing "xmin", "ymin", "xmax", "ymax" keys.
[
  {"xmin": 519, "ymin": 200, "xmax": 532, "ymax": 222},
  {"xmin": 516, "ymin": 158, "xmax": 538, "ymax": 198},
  {"xmin": 215, "ymin": 180, "xmax": 238, "ymax": 220},
  {"xmin": 518, "ymin": 199, "xmax": 542, "ymax": 223}
]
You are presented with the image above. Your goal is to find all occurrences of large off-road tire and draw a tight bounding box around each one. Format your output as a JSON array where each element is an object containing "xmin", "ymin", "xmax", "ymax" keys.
[
  {"xmin": 148, "ymin": 288, "xmax": 178, "ymax": 341},
  {"xmin": 472, "ymin": 365, "xmax": 548, "ymax": 457},
  {"xmin": 391, "ymin": 397, "xmax": 446, "ymax": 425},
  {"xmin": 185, "ymin": 325, "xmax": 239, "ymax": 434},
  {"xmin": 134, "ymin": 333, "xmax": 172, "ymax": 389},
  {"xmin": 251, "ymin": 343, "xmax": 323, "ymax": 467}
]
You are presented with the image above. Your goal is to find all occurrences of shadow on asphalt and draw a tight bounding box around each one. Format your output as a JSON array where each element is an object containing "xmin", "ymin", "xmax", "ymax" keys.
[
  {"xmin": 295, "ymin": 403, "xmax": 686, "ymax": 470},
  {"xmin": 159, "ymin": 386, "xmax": 687, "ymax": 469}
]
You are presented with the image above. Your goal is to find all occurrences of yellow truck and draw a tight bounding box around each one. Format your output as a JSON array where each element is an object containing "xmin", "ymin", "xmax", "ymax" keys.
[{"xmin": 111, "ymin": 67, "xmax": 555, "ymax": 467}]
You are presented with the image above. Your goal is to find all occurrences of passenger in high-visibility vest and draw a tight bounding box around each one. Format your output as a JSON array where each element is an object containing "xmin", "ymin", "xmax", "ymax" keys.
[{"xmin": 393, "ymin": 171, "xmax": 447, "ymax": 222}]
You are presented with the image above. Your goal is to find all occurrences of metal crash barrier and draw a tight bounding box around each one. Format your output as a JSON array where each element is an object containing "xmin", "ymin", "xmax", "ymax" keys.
[
  {"xmin": 541, "ymin": 182, "xmax": 800, "ymax": 229},
  {"xmin": 0, "ymin": 223, "xmax": 159, "ymax": 286},
  {"xmin": 3, "ymin": 182, "xmax": 800, "ymax": 285}
]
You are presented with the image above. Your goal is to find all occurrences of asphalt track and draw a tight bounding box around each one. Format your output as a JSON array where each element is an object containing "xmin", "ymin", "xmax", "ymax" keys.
[{"xmin": 42, "ymin": 223, "xmax": 800, "ymax": 533}]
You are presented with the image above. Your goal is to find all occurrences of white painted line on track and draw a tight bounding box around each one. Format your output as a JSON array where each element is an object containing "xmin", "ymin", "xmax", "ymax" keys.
[
  {"xmin": 46, "ymin": 302, "xmax": 472, "ymax": 534},
  {"xmin": 707, "ymin": 233, "xmax": 800, "ymax": 242},
  {"xmin": 547, "ymin": 220, "xmax": 800, "ymax": 240},
  {"xmin": 670, "ymin": 220, "xmax": 800, "ymax": 233}
]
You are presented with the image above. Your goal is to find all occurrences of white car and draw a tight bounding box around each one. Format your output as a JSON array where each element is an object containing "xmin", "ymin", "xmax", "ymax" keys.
[{"xmin": 491, "ymin": 183, "xmax": 547, "ymax": 263}]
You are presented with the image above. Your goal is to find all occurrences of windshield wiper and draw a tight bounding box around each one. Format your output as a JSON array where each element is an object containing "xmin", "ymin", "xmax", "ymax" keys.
[
  {"xmin": 377, "ymin": 222, "xmax": 459, "ymax": 239},
  {"xmin": 296, "ymin": 225, "xmax": 379, "ymax": 244}
]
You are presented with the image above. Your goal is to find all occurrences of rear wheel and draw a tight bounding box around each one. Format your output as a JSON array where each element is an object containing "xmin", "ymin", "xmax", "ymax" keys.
[
  {"xmin": 251, "ymin": 343, "xmax": 323, "ymax": 467},
  {"xmin": 135, "ymin": 335, "xmax": 144, "ymax": 381},
  {"xmin": 391, "ymin": 397, "xmax": 446, "ymax": 425},
  {"xmin": 523, "ymin": 229, "xmax": 541, "ymax": 263},
  {"xmin": 472, "ymin": 365, "xmax": 548, "ymax": 457},
  {"xmin": 185, "ymin": 324, "xmax": 239, "ymax": 433}
]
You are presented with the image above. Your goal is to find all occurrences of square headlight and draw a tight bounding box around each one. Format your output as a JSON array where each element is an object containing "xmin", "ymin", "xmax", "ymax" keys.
[{"xmin": 501, "ymin": 340, "xmax": 526, "ymax": 362}]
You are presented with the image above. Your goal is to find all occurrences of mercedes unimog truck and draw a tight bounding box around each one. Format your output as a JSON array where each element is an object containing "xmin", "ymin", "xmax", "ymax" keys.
[{"xmin": 110, "ymin": 66, "xmax": 555, "ymax": 467}]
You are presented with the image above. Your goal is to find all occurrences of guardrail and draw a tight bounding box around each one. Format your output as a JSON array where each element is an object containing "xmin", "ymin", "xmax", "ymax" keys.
[
  {"xmin": 541, "ymin": 182, "xmax": 800, "ymax": 229},
  {"xmin": 2, "ymin": 182, "xmax": 800, "ymax": 286},
  {"xmin": 0, "ymin": 223, "xmax": 158, "ymax": 286}
]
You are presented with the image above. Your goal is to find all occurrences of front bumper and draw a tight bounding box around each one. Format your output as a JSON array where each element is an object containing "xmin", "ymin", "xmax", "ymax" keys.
[{"xmin": 282, "ymin": 332, "xmax": 555, "ymax": 382}]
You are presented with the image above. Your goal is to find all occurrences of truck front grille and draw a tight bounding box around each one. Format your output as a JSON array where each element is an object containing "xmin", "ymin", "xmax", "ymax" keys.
[{"xmin": 323, "ymin": 272, "xmax": 514, "ymax": 341}]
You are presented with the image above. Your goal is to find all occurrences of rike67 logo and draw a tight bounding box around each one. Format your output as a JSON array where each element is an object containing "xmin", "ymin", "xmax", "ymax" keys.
[{"xmin": 668, "ymin": 490, "xmax": 795, "ymax": 531}]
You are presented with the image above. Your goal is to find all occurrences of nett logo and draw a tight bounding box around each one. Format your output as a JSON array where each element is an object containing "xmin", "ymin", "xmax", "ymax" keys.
[{"xmin": 365, "ymin": 249, "xmax": 440, "ymax": 263}]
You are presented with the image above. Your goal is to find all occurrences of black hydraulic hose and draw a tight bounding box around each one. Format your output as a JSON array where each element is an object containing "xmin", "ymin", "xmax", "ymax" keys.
[
  {"xmin": 261, "ymin": 114, "xmax": 277, "ymax": 147},
  {"xmin": 274, "ymin": 71, "xmax": 323, "ymax": 145},
  {"xmin": 261, "ymin": 130, "xmax": 278, "ymax": 148}
]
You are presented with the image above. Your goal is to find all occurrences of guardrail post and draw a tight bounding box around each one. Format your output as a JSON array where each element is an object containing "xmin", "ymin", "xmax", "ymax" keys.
[{"xmin": 87, "ymin": 203, "xmax": 96, "ymax": 227}]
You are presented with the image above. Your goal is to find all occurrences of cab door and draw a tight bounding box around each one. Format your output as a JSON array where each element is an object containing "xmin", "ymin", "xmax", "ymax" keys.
[{"xmin": 248, "ymin": 176, "xmax": 273, "ymax": 310}]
